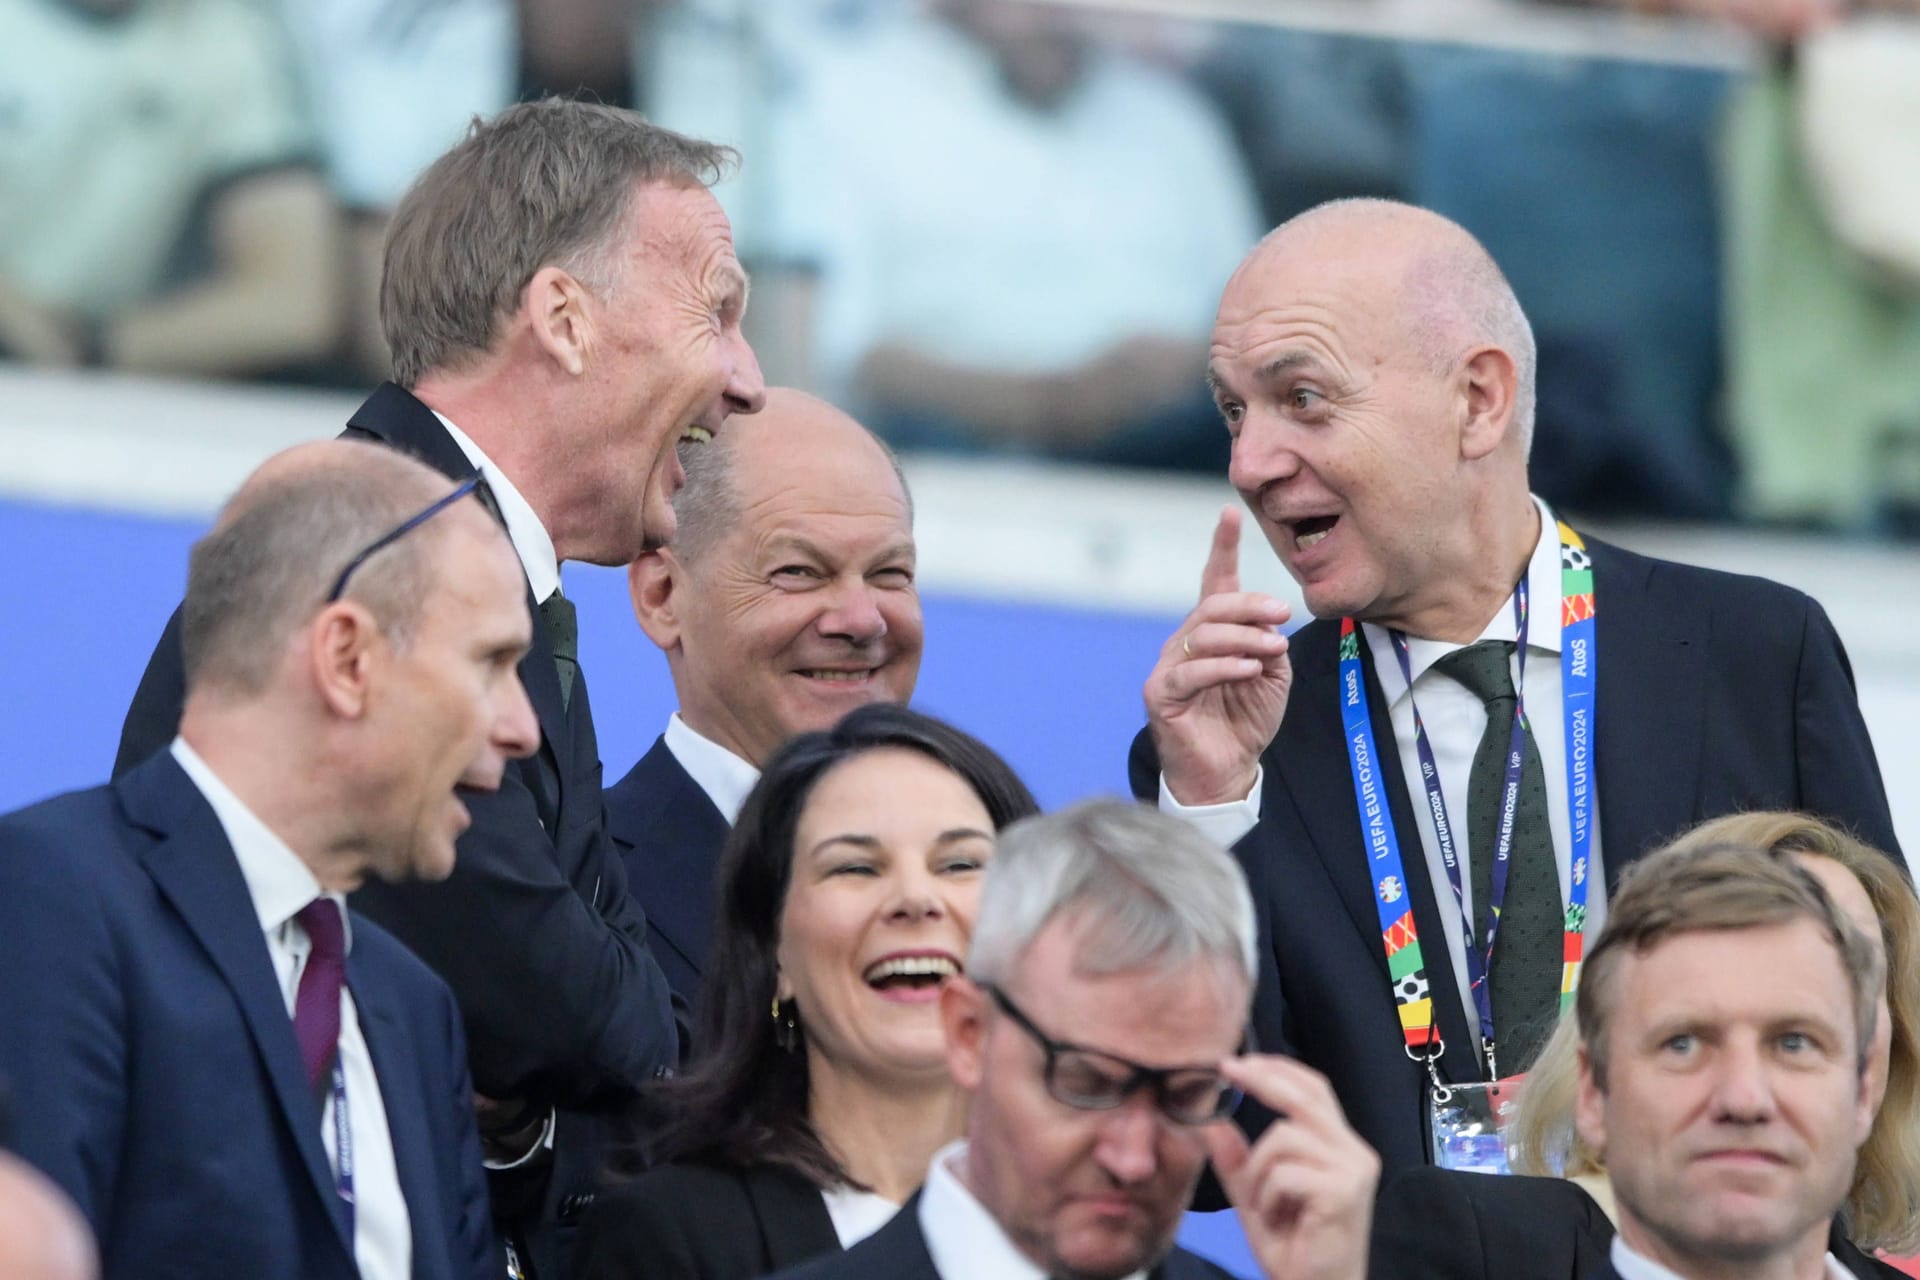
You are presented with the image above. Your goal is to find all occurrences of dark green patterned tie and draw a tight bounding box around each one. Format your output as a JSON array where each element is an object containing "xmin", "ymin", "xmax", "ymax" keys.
[
  {"xmin": 1432, "ymin": 640, "xmax": 1562, "ymax": 1076},
  {"xmin": 539, "ymin": 590, "xmax": 578, "ymax": 715}
]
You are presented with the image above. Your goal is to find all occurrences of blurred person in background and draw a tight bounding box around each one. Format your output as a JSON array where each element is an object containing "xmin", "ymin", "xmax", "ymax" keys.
[
  {"xmin": 111, "ymin": 98, "xmax": 766, "ymax": 1278},
  {"xmin": 575, "ymin": 704, "xmax": 1038, "ymax": 1280},
  {"xmin": 607, "ymin": 387, "xmax": 923, "ymax": 1006},
  {"xmin": 1370, "ymin": 810, "xmax": 1920, "ymax": 1280},
  {"xmin": 1604, "ymin": 0, "xmax": 1920, "ymax": 532},
  {"xmin": 775, "ymin": 799, "xmax": 1380, "ymax": 1280},
  {"xmin": 0, "ymin": 1151, "xmax": 97, "ymax": 1280},
  {"xmin": 745, "ymin": 0, "xmax": 1260, "ymax": 471},
  {"xmin": 0, "ymin": 0, "xmax": 343, "ymax": 377}
]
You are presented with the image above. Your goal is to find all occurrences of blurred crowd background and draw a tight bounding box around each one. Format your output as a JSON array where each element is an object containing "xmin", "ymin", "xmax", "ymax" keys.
[{"xmin": 5, "ymin": 0, "xmax": 1919, "ymax": 532}]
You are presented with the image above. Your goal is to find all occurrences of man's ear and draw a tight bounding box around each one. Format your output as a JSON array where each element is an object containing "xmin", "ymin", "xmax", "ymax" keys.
[
  {"xmin": 308, "ymin": 602, "xmax": 380, "ymax": 719},
  {"xmin": 526, "ymin": 264, "xmax": 594, "ymax": 376},
  {"xmin": 628, "ymin": 551, "xmax": 685, "ymax": 652},
  {"xmin": 1573, "ymin": 1040, "xmax": 1609, "ymax": 1162},
  {"xmin": 942, "ymin": 976, "xmax": 989, "ymax": 1091},
  {"xmin": 1457, "ymin": 344, "xmax": 1520, "ymax": 462}
]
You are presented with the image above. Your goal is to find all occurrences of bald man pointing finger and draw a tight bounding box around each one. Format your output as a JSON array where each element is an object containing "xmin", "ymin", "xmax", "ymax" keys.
[{"xmin": 1131, "ymin": 198, "xmax": 1899, "ymax": 1173}]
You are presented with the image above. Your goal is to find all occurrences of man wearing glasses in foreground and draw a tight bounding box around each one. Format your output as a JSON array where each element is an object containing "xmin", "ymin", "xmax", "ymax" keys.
[
  {"xmin": 0, "ymin": 442, "xmax": 536, "ymax": 1278},
  {"xmin": 778, "ymin": 800, "xmax": 1378, "ymax": 1280}
]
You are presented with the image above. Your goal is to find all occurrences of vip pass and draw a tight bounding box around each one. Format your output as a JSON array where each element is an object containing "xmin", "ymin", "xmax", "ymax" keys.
[{"xmin": 1339, "ymin": 521, "xmax": 1597, "ymax": 1073}]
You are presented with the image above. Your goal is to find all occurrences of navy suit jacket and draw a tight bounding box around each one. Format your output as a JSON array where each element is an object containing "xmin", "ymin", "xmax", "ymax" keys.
[
  {"xmin": 604, "ymin": 735, "xmax": 732, "ymax": 1009},
  {"xmin": 1131, "ymin": 536, "xmax": 1899, "ymax": 1173},
  {"xmin": 1372, "ymin": 1167, "xmax": 1910, "ymax": 1280},
  {"xmin": 112, "ymin": 383, "xmax": 680, "ymax": 1274},
  {"xmin": 771, "ymin": 1191, "xmax": 1239, "ymax": 1280},
  {"xmin": 0, "ymin": 753, "xmax": 497, "ymax": 1280}
]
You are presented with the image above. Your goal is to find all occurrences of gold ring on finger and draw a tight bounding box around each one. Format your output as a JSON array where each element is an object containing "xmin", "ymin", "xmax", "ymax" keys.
[{"xmin": 1182, "ymin": 633, "xmax": 1193, "ymax": 659}]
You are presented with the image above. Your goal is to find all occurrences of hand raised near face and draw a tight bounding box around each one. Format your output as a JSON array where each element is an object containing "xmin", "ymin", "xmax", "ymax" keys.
[
  {"xmin": 1145, "ymin": 506, "xmax": 1291, "ymax": 806},
  {"xmin": 1203, "ymin": 1056, "xmax": 1380, "ymax": 1280}
]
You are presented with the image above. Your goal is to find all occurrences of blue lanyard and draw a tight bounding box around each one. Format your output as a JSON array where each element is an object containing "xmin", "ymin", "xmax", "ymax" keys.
[
  {"xmin": 1340, "ymin": 524, "xmax": 1599, "ymax": 1081},
  {"xmin": 329, "ymin": 1062, "xmax": 355, "ymax": 1237},
  {"xmin": 1390, "ymin": 582, "xmax": 1530, "ymax": 1075}
]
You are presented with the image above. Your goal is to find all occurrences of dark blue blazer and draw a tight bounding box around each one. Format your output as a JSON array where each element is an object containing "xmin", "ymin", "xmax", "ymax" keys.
[
  {"xmin": 604, "ymin": 735, "xmax": 733, "ymax": 1009},
  {"xmin": 0, "ymin": 753, "xmax": 497, "ymax": 1280},
  {"xmin": 1130, "ymin": 536, "xmax": 1900, "ymax": 1175},
  {"xmin": 770, "ymin": 1191, "xmax": 1238, "ymax": 1280}
]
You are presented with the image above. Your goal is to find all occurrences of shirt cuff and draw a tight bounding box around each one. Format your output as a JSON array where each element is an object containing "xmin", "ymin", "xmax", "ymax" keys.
[
  {"xmin": 1158, "ymin": 766, "xmax": 1263, "ymax": 849},
  {"xmin": 481, "ymin": 1106, "xmax": 556, "ymax": 1170}
]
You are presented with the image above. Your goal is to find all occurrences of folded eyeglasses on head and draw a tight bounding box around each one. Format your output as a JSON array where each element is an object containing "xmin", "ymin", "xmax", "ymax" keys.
[
  {"xmin": 985, "ymin": 983, "xmax": 1245, "ymax": 1126},
  {"xmin": 325, "ymin": 472, "xmax": 492, "ymax": 604}
]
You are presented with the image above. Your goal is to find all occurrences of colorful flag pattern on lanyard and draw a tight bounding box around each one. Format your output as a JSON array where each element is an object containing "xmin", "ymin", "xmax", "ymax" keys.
[{"xmin": 1338, "ymin": 521, "xmax": 1598, "ymax": 1069}]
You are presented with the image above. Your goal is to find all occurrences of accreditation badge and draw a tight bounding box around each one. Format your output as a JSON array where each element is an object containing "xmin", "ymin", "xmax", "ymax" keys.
[{"xmin": 1426, "ymin": 1074, "xmax": 1527, "ymax": 1174}]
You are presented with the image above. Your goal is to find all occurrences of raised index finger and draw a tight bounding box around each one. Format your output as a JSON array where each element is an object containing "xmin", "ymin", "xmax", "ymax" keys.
[{"xmin": 1199, "ymin": 505, "xmax": 1243, "ymax": 601}]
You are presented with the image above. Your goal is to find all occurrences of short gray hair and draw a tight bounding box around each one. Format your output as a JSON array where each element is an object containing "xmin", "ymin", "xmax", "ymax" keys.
[
  {"xmin": 381, "ymin": 98, "xmax": 739, "ymax": 387},
  {"xmin": 968, "ymin": 799, "xmax": 1258, "ymax": 989},
  {"xmin": 181, "ymin": 443, "xmax": 466, "ymax": 695},
  {"xmin": 670, "ymin": 428, "xmax": 914, "ymax": 566}
]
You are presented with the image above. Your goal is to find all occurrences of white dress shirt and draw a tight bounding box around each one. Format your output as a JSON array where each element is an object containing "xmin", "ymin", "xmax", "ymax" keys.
[
  {"xmin": 170, "ymin": 738, "xmax": 411, "ymax": 1280},
  {"xmin": 436, "ymin": 410, "xmax": 560, "ymax": 605},
  {"xmin": 819, "ymin": 1183, "xmax": 900, "ymax": 1248},
  {"xmin": 663, "ymin": 712, "xmax": 761, "ymax": 825},
  {"xmin": 918, "ymin": 1140, "xmax": 1147, "ymax": 1280},
  {"xmin": 1163, "ymin": 497, "xmax": 1609, "ymax": 1048},
  {"xmin": 1610, "ymin": 1234, "xmax": 1857, "ymax": 1280}
]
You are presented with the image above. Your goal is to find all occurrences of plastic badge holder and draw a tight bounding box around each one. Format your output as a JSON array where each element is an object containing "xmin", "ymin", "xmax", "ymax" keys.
[{"xmin": 1428, "ymin": 1074, "xmax": 1527, "ymax": 1175}]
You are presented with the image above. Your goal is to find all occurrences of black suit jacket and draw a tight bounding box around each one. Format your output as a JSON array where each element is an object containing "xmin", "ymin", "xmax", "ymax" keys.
[
  {"xmin": 604, "ymin": 735, "xmax": 733, "ymax": 1009},
  {"xmin": 574, "ymin": 1161, "xmax": 842, "ymax": 1280},
  {"xmin": 1130, "ymin": 536, "xmax": 1899, "ymax": 1173},
  {"xmin": 1373, "ymin": 1168, "xmax": 1910, "ymax": 1280},
  {"xmin": 771, "ymin": 1191, "xmax": 1240, "ymax": 1280},
  {"xmin": 113, "ymin": 384, "xmax": 680, "ymax": 1271},
  {"xmin": 0, "ymin": 753, "xmax": 497, "ymax": 1280}
]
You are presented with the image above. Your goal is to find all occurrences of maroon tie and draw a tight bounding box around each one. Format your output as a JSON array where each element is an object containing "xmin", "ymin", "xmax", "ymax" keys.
[{"xmin": 292, "ymin": 898, "xmax": 346, "ymax": 1090}]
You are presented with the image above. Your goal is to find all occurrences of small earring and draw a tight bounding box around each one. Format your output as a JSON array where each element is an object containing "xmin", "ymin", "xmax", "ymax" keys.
[{"xmin": 771, "ymin": 995, "xmax": 799, "ymax": 1053}]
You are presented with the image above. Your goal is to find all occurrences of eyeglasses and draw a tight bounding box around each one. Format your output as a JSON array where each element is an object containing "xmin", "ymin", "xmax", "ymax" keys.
[
  {"xmin": 985, "ymin": 983, "xmax": 1244, "ymax": 1126},
  {"xmin": 325, "ymin": 473, "xmax": 488, "ymax": 604}
]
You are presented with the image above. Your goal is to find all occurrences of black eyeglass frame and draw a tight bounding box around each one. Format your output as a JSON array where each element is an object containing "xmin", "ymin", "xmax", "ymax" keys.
[
  {"xmin": 984, "ymin": 982, "xmax": 1246, "ymax": 1126},
  {"xmin": 325, "ymin": 472, "xmax": 488, "ymax": 604}
]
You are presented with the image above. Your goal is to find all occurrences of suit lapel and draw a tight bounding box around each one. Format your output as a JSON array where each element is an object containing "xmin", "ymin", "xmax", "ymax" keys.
[
  {"xmin": 1586, "ymin": 537, "xmax": 1709, "ymax": 882},
  {"xmin": 857, "ymin": 1193, "xmax": 941, "ymax": 1279},
  {"xmin": 744, "ymin": 1164, "xmax": 843, "ymax": 1269},
  {"xmin": 617, "ymin": 741, "xmax": 730, "ymax": 978},
  {"xmin": 1273, "ymin": 624, "xmax": 1481, "ymax": 1083},
  {"xmin": 119, "ymin": 756, "xmax": 353, "ymax": 1254},
  {"xmin": 350, "ymin": 949, "xmax": 443, "ymax": 1280}
]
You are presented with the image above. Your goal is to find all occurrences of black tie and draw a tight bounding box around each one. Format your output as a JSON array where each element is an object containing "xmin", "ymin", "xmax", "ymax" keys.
[
  {"xmin": 1431, "ymin": 640, "xmax": 1562, "ymax": 1076},
  {"xmin": 539, "ymin": 591, "xmax": 578, "ymax": 715}
]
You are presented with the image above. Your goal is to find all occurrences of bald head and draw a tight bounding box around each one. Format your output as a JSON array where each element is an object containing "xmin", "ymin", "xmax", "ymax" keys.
[
  {"xmin": 671, "ymin": 386, "xmax": 912, "ymax": 566},
  {"xmin": 0, "ymin": 1154, "xmax": 96, "ymax": 1280},
  {"xmin": 1236, "ymin": 199, "xmax": 1536, "ymax": 453},
  {"xmin": 182, "ymin": 439, "xmax": 501, "ymax": 696}
]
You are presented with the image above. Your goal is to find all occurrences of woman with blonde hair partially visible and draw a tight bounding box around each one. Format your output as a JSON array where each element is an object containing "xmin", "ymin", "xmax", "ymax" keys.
[{"xmin": 1369, "ymin": 810, "xmax": 1920, "ymax": 1280}]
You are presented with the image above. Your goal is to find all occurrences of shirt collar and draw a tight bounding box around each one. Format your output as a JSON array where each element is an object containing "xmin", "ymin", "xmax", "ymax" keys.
[
  {"xmin": 918, "ymin": 1140, "xmax": 1148, "ymax": 1280},
  {"xmin": 434, "ymin": 410, "xmax": 561, "ymax": 605},
  {"xmin": 1609, "ymin": 1235, "xmax": 1856, "ymax": 1280},
  {"xmin": 1368, "ymin": 495, "xmax": 1564, "ymax": 706},
  {"xmin": 663, "ymin": 713, "xmax": 762, "ymax": 825},
  {"xmin": 169, "ymin": 737, "xmax": 351, "ymax": 950}
]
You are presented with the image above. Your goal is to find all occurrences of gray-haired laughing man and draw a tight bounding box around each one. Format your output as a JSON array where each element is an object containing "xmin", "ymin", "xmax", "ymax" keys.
[{"xmin": 112, "ymin": 98, "xmax": 767, "ymax": 1275}]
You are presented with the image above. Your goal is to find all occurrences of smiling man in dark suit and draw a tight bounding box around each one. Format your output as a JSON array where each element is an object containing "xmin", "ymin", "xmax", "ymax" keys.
[
  {"xmin": 1131, "ymin": 198, "xmax": 1900, "ymax": 1175},
  {"xmin": 1, "ymin": 441, "xmax": 536, "ymax": 1280},
  {"xmin": 606, "ymin": 386, "xmax": 922, "ymax": 1006},
  {"xmin": 111, "ymin": 99, "xmax": 766, "ymax": 1276}
]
